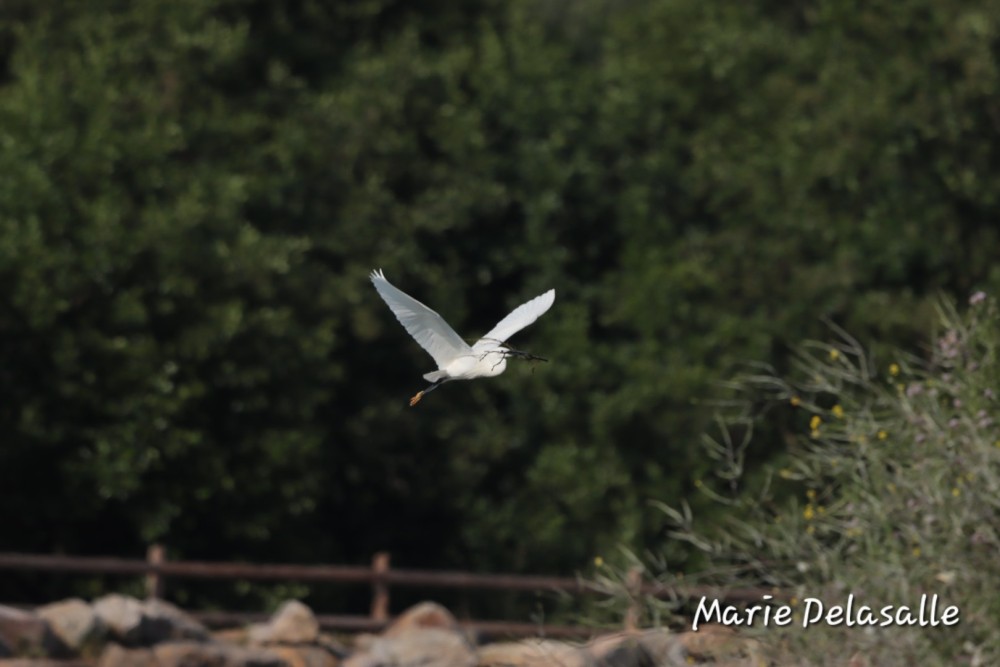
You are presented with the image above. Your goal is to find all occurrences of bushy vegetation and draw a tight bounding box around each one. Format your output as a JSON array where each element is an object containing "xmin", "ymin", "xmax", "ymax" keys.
[
  {"xmin": 1, "ymin": 0, "xmax": 999, "ymax": 619},
  {"xmin": 649, "ymin": 295, "xmax": 999, "ymax": 665}
]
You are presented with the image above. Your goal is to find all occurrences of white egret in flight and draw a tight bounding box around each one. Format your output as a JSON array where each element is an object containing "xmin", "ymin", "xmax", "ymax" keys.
[{"xmin": 370, "ymin": 269, "xmax": 555, "ymax": 406}]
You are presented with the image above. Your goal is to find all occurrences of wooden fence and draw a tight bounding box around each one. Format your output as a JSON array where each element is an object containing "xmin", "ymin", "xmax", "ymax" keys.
[{"xmin": 0, "ymin": 548, "xmax": 780, "ymax": 638}]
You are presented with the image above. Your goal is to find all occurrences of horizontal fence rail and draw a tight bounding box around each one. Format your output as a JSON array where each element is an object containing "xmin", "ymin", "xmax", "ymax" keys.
[{"xmin": 0, "ymin": 548, "xmax": 785, "ymax": 637}]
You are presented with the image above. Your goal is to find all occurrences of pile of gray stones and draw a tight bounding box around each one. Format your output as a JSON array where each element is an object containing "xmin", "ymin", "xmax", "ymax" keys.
[{"xmin": 0, "ymin": 597, "xmax": 762, "ymax": 667}]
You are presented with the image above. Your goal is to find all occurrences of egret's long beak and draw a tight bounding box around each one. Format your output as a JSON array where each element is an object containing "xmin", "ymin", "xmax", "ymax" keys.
[{"xmin": 503, "ymin": 346, "xmax": 549, "ymax": 363}]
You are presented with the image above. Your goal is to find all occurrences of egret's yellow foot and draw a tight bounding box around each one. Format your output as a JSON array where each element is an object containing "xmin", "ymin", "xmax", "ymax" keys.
[{"xmin": 409, "ymin": 391, "xmax": 424, "ymax": 407}]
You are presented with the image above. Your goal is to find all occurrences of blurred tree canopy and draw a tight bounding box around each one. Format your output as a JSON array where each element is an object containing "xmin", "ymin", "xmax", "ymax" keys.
[{"xmin": 1, "ymin": 0, "xmax": 999, "ymax": 611}]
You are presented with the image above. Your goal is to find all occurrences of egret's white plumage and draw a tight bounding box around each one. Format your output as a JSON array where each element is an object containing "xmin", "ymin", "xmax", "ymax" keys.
[{"xmin": 370, "ymin": 269, "xmax": 555, "ymax": 405}]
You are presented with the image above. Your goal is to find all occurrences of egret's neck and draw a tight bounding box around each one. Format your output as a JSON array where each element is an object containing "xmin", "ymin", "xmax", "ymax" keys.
[{"xmin": 477, "ymin": 350, "xmax": 507, "ymax": 377}]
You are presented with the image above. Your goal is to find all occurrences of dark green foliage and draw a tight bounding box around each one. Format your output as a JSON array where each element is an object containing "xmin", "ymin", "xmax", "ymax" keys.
[{"xmin": 1, "ymin": 0, "xmax": 999, "ymax": 614}]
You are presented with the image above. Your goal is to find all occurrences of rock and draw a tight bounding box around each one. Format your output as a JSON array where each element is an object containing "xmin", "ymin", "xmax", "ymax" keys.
[
  {"xmin": 37, "ymin": 598, "xmax": 107, "ymax": 653},
  {"xmin": 98, "ymin": 643, "xmax": 157, "ymax": 667},
  {"xmin": 249, "ymin": 602, "xmax": 319, "ymax": 645},
  {"xmin": 477, "ymin": 639, "xmax": 594, "ymax": 667},
  {"xmin": 632, "ymin": 628, "xmax": 688, "ymax": 667},
  {"xmin": 364, "ymin": 628, "xmax": 476, "ymax": 667},
  {"xmin": 212, "ymin": 628, "xmax": 250, "ymax": 645},
  {"xmin": 153, "ymin": 641, "xmax": 227, "ymax": 667},
  {"xmin": 0, "ymin": 660, "xmax": 92, "ymax": 667},
  {"xmin": 0, "ymin": 605, "xmax": 66, "ymax": 657},
  {"xmin": 93, "ymin": 596, "xmax": 145, "ymax": 646},
  {"xmin": 153, "ymin": 640, "xmax": 289, "ymax": 667},
  {"xmin": 587, "ymin": 631, "xmax": 658, "ymax": 667},
  {"xmin": 339, "ymin": 654, "xmax": 379, "ymax": 667},
  {"xmin": 246, "ymin": 625, "xmax": 268, "ymax": 645},
  {"xmin": 583, "ymin": 626, "xmax": 763, "ymax": 667},
  {"xmin": 92, "ymin": 595, "xmax": 208, "ymax": 647},
  {"xmin": 350, "ymin": 634, "xmax": 377, "ymax": 653},
  {"xmin": 314, "ymin": 635, "xmax": 350, "ymax": 660},
  {"xmin": 382, "ymin": 602, "xmax": 458, "ymax": 637},
  {"xmin": 268, "ymin": 645, "xmax": 340, "ymax": 667},
  {"xmin": 141, "ymin": 599, "xmax": 210, "ymax": 644},
  {"xmin": 672, "ymin": 625, "xmax": 764, "ymax": 666},
  {"xmin": 587, "ymin": 629, "xmax": 691, "ymax": 667}
]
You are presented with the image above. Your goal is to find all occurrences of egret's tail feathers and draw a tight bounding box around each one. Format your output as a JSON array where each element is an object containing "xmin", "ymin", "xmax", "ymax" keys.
[{"xmin": 423, "ymin": 370, "xmax": 449, "ymax": 382}]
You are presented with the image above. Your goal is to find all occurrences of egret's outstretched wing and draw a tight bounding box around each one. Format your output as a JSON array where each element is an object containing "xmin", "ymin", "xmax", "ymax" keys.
[
  {"xmin": 370, "ymin": 270, "xmax": 472, "ymax": 368},
  {"xmin": 475, "ymin": 289, "xmax": 555, "ymax": 349}
]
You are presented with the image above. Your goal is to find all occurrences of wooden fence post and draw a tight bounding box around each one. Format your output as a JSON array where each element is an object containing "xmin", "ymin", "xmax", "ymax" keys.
[
  {"xmin": 146, "ymin": 544, "xmax": 165, "ymax": 599},
  {"xmin": 371, "ymin": 552, "xmax": 390, "ymax": 622}
]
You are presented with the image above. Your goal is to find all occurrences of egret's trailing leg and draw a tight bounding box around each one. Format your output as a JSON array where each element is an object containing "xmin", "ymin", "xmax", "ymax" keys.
[{"xmin": 409, "ymin": 379, "xmax": 447, "ymax": 407}]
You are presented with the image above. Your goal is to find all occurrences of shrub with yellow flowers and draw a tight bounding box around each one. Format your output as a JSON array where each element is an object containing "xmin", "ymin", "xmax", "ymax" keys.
[{"xmin": 646, "ymin": 294, "xmax": 1000, "ymax": 665}]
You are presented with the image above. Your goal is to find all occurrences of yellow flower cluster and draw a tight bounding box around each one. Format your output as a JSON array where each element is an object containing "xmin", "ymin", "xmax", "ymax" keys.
[{"xmin": 809, "ymin": 414, "xmax": 822, "ymax": 438}]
